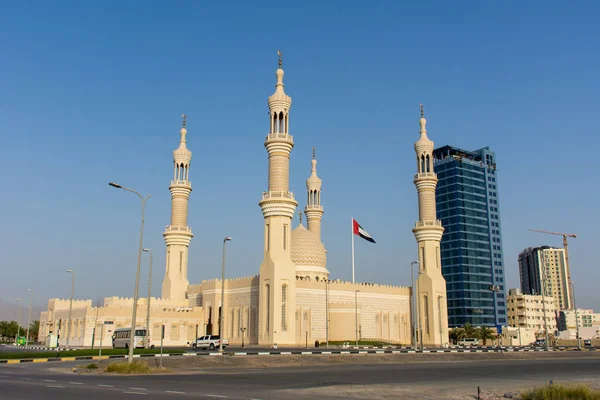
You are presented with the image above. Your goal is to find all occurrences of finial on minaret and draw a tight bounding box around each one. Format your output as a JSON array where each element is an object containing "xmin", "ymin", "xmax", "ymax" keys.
[
  {"xmin": 182, "ymin": 113, "xmax": 187, "ymax": 128},
  {"xmin": 420, "ymin": 104, "xmax": 424, "ymax": 118},
  {"xmin": 298, "ymin": 210, "xmax": 303, "ymax": 225},
  {"xmin": 312, "ymin": 146, "xmax": 316, "ymax": 160},
  {"xmin": 278, "ymin": 50, "xmax": 283, "ymax": 68}
]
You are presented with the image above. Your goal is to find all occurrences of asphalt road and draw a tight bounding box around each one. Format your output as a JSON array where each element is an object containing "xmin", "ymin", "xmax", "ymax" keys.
[{"xmin": 1, "ymin": 354, "xmax": 599, "ymax": 399}]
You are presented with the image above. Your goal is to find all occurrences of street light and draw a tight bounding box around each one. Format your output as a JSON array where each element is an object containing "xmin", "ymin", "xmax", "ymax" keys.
[
  {"xmin": 240, "ymin": 327, "xmax": 246, "ymax": 348},
  {"xmin": 219, "ymin": 237, "xmax": 232, "ymax": 353},
  {"xmin": 539, "ymin": 267, "xmax": 550, "ymax": 350},
  {"xmin": 143, "ymin": 248, "xmax": 153, "ymax": 349},
  {"xmin": 410, "ymin": 261, "xmax": 419, "ymax": 349},
  {"xmin": 65, "ymin": 270, "xmax": 75, "ymax": 348},
  {"xmin": 355, "ymin": 290, "xmax": 360, "ymax": 346},
  {"xmin": 15, "ymin": 298, "xmax": 22, "ymax": 345},
  {"xmin": 109, "ymin": 182, "xmax": 152, "ymax": 363},
  {"xmin": 570, "ymin": 282, "xmax": 581, "ymax": 350},
  {"xmin": 25, "ymin": 289, "xmax": 32, "ymax": 346},
  {"xmin": 489, "ymin": 285, "xmax": 501, "ymax": 346}
]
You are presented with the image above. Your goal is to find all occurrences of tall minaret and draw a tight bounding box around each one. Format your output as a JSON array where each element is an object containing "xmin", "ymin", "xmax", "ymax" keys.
[
  {"xmin": 162, "ymin": 114, "xmax": 194, "ymax": 302},
  {"xmin": 258, "ymin": 51, "xmax": 298, "ymax": 345},
  {"xmin": 304, "ymin": 147, "xmax": 324, "ymax": 241},
  {"xmin": 412, "ymin": 105, "xmax": 449, "ymax": 346}
]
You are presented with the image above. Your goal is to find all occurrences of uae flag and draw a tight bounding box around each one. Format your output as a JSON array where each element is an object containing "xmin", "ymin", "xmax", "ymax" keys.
[{"xmin": 353, "ymin": 218, "xmax": 376, "ymax": 243}]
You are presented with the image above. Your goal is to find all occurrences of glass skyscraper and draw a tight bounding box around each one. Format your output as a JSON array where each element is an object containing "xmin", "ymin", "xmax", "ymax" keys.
[{"xmin": 432, "ymin": 146, "xmax": 507, "ymax": 327}]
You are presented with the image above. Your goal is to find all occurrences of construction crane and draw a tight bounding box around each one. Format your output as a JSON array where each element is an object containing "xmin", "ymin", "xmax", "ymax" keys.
[{"xmin": 529, "ymin": 229, "xmax": 577, "ymax": 310}]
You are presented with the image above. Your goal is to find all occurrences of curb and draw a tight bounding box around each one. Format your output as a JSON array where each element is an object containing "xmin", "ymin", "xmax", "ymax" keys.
[{"xmin": 0, "ymin": 347, "xmax": 575, "ymax": 365}]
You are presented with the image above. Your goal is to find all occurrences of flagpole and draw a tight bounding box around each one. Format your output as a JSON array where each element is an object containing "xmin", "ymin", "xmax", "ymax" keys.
[{"xmin": 351, "ymin": 217, "xmax": 355, "ymax": 284}]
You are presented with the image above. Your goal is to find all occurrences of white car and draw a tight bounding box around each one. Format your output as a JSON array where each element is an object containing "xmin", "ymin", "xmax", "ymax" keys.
[{"xmin": 190, "ymin": 335, "xmax": 229, "ymax": 350}]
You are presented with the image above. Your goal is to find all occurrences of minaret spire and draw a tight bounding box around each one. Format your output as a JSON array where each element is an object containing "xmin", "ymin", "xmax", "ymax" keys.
[
  {"xmin": 412, "ymin": 105, "xmax": 448, "ymax": 346},
  {"xmin": 258, "ymin": 52, "xmax": 297, "ymax": 346},
  {"xmin": 162, "ymin": 114, "xmax": 194, "ymax": 302},
  {"xmin": 305, "ymin": 148, "xmax": 324, "ymax": 241}
]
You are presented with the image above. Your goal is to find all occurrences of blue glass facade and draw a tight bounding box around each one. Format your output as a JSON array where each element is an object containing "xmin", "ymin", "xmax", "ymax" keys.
[{"xmin": 432, "ymin": 146, "xmax": 507, "ymax": 327}]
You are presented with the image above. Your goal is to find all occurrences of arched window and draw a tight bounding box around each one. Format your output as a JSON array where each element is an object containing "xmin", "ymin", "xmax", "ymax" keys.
[
  {"xmin": 281, "ymin": 284, "xmax": 288, "ymax": 332},
  {"xmin": 279, "ymin": 112, "xmax": 284, "ymax": 134},
  {"xmin": 423, "ymin": 295, "xmax": 430, "ymax": 335}
]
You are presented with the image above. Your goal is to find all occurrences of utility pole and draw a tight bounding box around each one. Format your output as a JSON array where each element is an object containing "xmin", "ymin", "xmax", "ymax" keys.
[{"xmin": 143, "ymin": 248, "xmax": 153, "ymax": 348}]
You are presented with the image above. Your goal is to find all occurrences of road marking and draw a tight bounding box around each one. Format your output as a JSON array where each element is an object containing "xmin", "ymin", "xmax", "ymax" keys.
[
  {"xmin": 124, "ymin": 391, "xmax": 147, "ymax": 395},
  {"xmin": 21, "ymin": 377, "xmax": 32, "ymax": 381},
  {"xmin": 206, "ymin": 395, "xmax": 228, "ymax": 398},
  {"xmin": 165, "ymin": 391, "xmax": 186, "ymax": 394},
  {"xmin": 46, "ymin": 385, "xmax": 66, "ymax": 388},
  {"xmin": 44, "ymin": 379, "xmax": 57, "ymax": 382},
  {"xmin": 129, "ymin": 387, "xmax": 148, "ymax": 391},
  {"xmin": 98, "ymin": 384, "xmax": 114, "ymax": 387},
  {"xmin": 69, "ymin": 381, "xmax": 84, "ymax": 385}
]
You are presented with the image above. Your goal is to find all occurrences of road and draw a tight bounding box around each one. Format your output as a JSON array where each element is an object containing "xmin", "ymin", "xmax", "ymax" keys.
[{"xmin": 1, "ymin": 354, "xmax": 599, "ymax": 399}]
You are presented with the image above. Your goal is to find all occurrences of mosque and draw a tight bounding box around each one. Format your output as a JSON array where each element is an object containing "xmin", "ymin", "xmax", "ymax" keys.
[{"xmin": 39, "ymin": 55, "xmax": 448, "ymax": 348}]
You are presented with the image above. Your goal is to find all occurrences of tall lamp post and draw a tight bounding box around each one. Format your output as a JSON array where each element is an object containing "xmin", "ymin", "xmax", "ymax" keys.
[
  {"xmin": 65, "ymin": 270, "xmax": 75, "ymax": 348},
  {"xmin": 410, "ymin": 261, "xmax": 419, "ymax": 349},
  {"xmin": 15, "ymin": 298, "xmax": 22, "ymax": 345},
  {"xmin": 570, "ymin": 282, "xmax": 581, "ymax": 350},
  {"xmin": 355, "ymin": 290, "xmax": 360, "ymax": 346},
  {"xmin": 109, "ymin": 182, "xmax": 152, "ymax": 363},
  {"xmin": 143, "ymin": 248, "xmax": 153, "ymax": 349},
  {"xmin": 489, "ymin": 285, "xmax": 501, "ymax": 346},
  {"xmin": 539, "ymin": 266, "xmax": 550, "ymax": 350},
  {"xmin": 25, "ymin": 289, "xmax": 32, "ymax": 345},
  {"xmin": 219, "ymin": 237, "xmax": 232, "ymax": 353}
]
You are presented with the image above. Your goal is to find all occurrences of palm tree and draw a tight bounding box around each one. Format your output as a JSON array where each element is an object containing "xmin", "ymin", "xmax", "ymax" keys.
[
  {"xmin": 28, "ymin": 320, "xmax": 40, "ymax": 343},
  {"xmin": 462, "ymin": 323, "xmax": 478, "ymax": 339},
  {"xmin": 449, "ymin": 328, "xmax": 466, "ymax": 345},
  {"xmin": 478, "ymin": 326, "xmax": 495, "ymax": 346}
]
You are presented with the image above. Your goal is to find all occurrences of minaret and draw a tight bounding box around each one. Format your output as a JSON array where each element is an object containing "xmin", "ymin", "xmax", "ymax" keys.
[
  {"xmin": 258, "ymin": 51, "xmax": 298, "ymax": 345},
  {"xmin": 161, "ymin": 114, "xmax": 194, "ymax": 302},
  {"xmin": 304, "ymin": 147, "xmax": 324, "ymax": 241},
  {"xmin": 412, "ymin": 105, "xmax": 449, "ymax": 346}
]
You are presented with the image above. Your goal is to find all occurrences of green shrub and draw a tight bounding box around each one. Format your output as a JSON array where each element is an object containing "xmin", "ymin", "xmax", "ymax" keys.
[
  {"xmin": 106, "ymin": 360, "xmax": 150, "ymax": 374},
  {"xmin": 85, "ymin": 363, "xmax": 99, "ymax": 370},
  {"xmin": 521, "ymin": 383, "xmax": 600, "ymax": 400}
]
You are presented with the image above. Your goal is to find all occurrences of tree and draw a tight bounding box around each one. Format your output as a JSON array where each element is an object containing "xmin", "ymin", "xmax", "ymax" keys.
[
  {"xmin": 462, "ymin": 323, "xmax": 478, "ymax": 339},
  {"xmin": 28, "ymin": 320, "xmax": 40, "ymax": 342},
  {"xmin": 449, "ymin": 327, "xmax": 466, "ymax": 345},
  {"xmin": 0, "ymin": 321, "xmax": 21, "ymax": 340},
  {"xmin": 478, "ymin": 326, "xmax": 495, "ymax": 346}
]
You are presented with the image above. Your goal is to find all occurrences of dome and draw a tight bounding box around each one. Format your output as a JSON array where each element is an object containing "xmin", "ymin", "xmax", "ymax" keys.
[{"xmin": 291, "ymin": 224, "xmax": 327, "ymax": 273}]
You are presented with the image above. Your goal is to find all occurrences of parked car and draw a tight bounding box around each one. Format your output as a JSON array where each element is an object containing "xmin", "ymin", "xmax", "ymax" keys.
[
  {"xmin": 458, "ymin": 338, "xmax": 479, "ymax": 347},
  {"xmin": 189, "ymin": 335, "xmax": 228, "ymax": 350}
]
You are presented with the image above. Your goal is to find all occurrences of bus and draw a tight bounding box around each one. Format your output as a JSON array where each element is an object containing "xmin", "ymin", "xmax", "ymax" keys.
[{"xmin": 111, "ymin": 328, "xmax": 152, "ymax": 349}]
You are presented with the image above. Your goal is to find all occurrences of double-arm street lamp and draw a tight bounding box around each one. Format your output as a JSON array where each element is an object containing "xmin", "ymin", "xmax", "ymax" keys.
[
  {"xmin": 219, "ymin": 237, "xmax": 232, "ymax": 353},
  {"xmin": 109, "ymin": 182, "xmax": 152, "ymax": 363}
]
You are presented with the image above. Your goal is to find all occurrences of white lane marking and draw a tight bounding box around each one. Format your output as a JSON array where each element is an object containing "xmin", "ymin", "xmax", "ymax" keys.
[
  {"xmin": 165, "ymin": 391, "xmax": 186, "ymax": 394},
  {"xmin": 46, "ymin": 385, "xmax": 66, "ymax": 388},
  {"xmin": 124, "ymin": 391, "xmax": 147, "ymax": 395},
  {"xmin": 21, "ymin": 377, "xmax": 33, "ymax": 380},
  {"xmin": 44, "ymin": 379, "xmax": 57, "ymax": 382},
  {"xmin": 206, "ymin": 395, "xmax": 228, "ymax": 398},
  {"xmin": 129, "ymin": 387, "xmax": 148, "ymax": 391},
  {"xmin": 98, "ymin": 384, "xmax": 114, "ymax": 387},
  {"xmin": 69, "ymin": 382, "xmax": 84, "ymax": 385}
]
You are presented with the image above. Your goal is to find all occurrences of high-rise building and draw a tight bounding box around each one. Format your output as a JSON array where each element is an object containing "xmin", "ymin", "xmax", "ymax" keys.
[
  {"xmin": 518, "ymin": 246, "xmax": 572, "ymax": 310},
  {"xmin": 432, "ymin": 145, "xmax": 507, "ymax": 327},
  {"xmin": 412, "ymin": 106, "xmax": 449, "ymax": 346}
]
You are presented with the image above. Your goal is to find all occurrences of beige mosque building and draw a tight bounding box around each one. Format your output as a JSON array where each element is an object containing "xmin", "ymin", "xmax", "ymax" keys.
[{"xmin": 39, "ymin": 56, "xmax": 448, "ymax": 348}]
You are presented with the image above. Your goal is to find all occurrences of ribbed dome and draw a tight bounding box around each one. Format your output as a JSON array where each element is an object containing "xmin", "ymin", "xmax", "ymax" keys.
[{"xmin": 291, "ymin": 224, "xmax": 327, "ymax": 268}]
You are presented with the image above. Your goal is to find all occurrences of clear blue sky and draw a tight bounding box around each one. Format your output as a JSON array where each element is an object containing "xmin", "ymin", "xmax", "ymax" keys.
[{"xmin": 1, "ymin": 1, "xmax": 598, "ymax": 311}]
